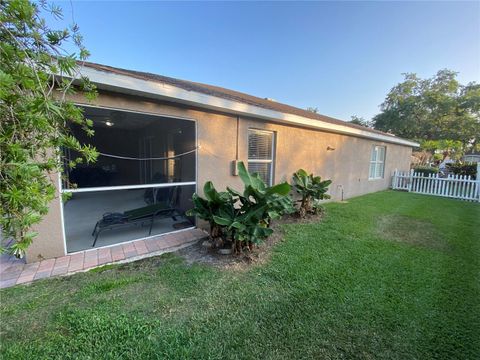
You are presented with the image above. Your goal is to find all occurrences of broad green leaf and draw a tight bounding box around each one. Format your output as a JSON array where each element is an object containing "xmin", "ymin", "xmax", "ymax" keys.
[
  {"xmin": 266, "ymin": 182, "xmax": 291, "ymax": 196},
  {"xmin": 212, "ymin": 215, "xmax": 232, "ymax": 226}
]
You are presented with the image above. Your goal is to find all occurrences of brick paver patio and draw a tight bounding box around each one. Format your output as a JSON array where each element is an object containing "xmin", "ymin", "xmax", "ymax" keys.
[{"xmin": 0, "ymin": 228, "xmax": 206, "ymax": 289}]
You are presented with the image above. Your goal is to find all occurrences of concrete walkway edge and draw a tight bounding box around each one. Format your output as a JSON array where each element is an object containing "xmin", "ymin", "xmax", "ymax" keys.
[{"xmin": 0, "ymin": 228, "xmax": 207, "ymax": 289}]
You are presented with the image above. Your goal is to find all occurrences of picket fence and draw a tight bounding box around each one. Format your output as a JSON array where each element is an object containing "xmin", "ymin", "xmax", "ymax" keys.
[{"xmin": 391, "ymin": 169, "xmax": 480, "ymax": 202}]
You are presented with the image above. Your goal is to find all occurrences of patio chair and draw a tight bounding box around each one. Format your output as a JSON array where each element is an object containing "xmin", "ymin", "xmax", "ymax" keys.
[{"xmin": 91, "ymin": 186, "xmax": 181, "ymax": 247}]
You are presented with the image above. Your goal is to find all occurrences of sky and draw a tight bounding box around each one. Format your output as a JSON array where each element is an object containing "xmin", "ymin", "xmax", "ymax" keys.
[{"xmin": 46, "ymin": 1, "xmax": 480, "ymax": 122}]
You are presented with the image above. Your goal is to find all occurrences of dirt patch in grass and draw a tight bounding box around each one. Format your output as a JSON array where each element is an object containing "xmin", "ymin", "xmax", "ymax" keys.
[
  {"xmin": 176, "ymin": 212, "xmax": 325, "ymax": 270},
  {"xmin": 377, "ymin": 214, "xmax": 448, "ymax": 251}
]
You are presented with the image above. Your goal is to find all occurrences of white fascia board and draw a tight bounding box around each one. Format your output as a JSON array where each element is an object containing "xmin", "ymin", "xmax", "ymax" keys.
[{"xmin": 78, "ymin": 66, "xmax": 420, "ymax": 148}]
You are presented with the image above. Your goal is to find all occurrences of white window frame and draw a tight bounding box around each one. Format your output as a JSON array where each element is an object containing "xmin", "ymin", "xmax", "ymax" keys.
[
  {"xmin": 369, "ymin": 145, "xmax": 386, "ymax": 180},
  {"xmin": 247, "ymin": 128, "xmax": 276, "ymax": 186}
]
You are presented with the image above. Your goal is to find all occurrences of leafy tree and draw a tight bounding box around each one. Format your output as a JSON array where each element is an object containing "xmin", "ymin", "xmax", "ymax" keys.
[
  {"xmin": 373, "ymin": 70, "xmax": 480, "ymax": 151},
  {"xmin": 349, "ymin": 115, "xmax": 372, "ymax": 128},
  {"xmin": 0, "ymin": 0, "xmax": 97, "ymax": 257},
  {"xmin": 420, "ymin": 139, "xmax": 464, "ymax": 162}
]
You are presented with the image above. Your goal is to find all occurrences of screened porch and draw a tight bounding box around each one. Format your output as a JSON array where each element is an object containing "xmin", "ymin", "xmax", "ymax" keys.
[{"xmin": 61, "ymin": 106, "xmax": 197, "ymax": 253}]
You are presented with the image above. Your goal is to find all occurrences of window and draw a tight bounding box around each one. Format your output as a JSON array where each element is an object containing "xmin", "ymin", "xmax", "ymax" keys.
[
  {"xmin": 369, "ymin": 145, "xmax": 386, "ymax": 179},
  {"xmin": 248, "ymin": 129, "xmax": 275, "ymax": 185}
]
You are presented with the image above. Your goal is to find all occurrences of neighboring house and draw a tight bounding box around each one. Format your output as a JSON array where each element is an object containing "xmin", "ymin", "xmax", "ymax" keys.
[
  {"xmin": 463, "ymin": 153, "xmax": 480, "ymax": 163},
  {"xmin": 26, "ymin": 62, "xmax": 419, "ymax": 262}
]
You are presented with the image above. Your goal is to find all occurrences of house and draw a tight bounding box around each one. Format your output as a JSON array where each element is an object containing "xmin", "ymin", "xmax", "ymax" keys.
[
  {"xmin": 25, "ymin": 62, "xmax": 419, "ymax": 262},
  {"xmin": 463, "ymin": 153, "xmax": 480, "ymax": 163}
]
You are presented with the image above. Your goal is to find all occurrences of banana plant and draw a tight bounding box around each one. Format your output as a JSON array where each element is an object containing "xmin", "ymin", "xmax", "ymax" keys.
[
  {"xmin": 292, "ymin": 169, "xmax": 332, "ymax": 218},
  {"xmin": 186, "ymin": 181, "xmax": 233, "ymax": 238},
  {"xmin": 234, "ymin": 161, "xmax": 294, "ymax": 224},
  {"xmin": 211, "ymin": 202, "xmax": 274, "ymax": 252},
  {"xmin": 226, "ymin": 162, "xmax": 292, "ymax": 245},
  {"xmin": 212, "ymin": 203, "xmax": 269, "ymax": 242},
  {"xmin": 188, "ymin": 161, "xmax": 294, "ymax": 252}
]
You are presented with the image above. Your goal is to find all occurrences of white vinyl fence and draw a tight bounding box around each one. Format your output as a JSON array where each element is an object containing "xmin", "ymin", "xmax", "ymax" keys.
[{"xmin": 392, "ymin": 169, "xmax": 480, "ymax": 202}]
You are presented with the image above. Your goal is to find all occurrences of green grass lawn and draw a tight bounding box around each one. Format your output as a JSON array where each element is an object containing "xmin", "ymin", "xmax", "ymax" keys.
[{"xmin": 1, "ymin": 191, "xmax": 479, "ymax": 359}]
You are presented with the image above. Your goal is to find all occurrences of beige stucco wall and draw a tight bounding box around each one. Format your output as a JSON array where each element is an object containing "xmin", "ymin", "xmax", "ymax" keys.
[
  {"xmin": 25, "ymin": 173, "xmax": 66, "ymax": 262},
  {"xmin": 25, "ymin": 91, "xmax": 412, "ymax": 262},
  {"xmin": 239, "ymin": 117, "xmax": 411, "ymax": 200}
]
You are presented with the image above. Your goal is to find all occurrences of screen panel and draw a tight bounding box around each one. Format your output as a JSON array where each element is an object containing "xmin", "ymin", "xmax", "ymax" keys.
[
  {"xmin": 63, "ymin": 185, "xmax": 195, "ymax": 252},
  {"xmin": 64, "ymin": 107, "xmax": 196, "ymax": 189}
]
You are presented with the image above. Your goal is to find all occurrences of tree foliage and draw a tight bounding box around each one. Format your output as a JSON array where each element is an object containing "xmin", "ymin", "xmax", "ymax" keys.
[
  {"xmin": 0, "ymin": 0, "xmax": 97, "ymax": 257},
  {"xmin": 373, "ymin": 70, "xmax": 480, "ymax": 150},
  {"xmin": 349, "ymin": 115, "xmax": 372, "ymax": 128},
  {"xmin": 420, "ymin": 139, "xmax": 466, "ymax": 162}
]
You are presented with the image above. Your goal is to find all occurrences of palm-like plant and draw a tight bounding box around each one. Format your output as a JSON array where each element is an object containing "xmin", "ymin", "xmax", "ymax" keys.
[
  {"xmin": 187, "ymin": 182, "xmax": 233, "ymax": 240},
  {"xmin": 187, "ymin": 161, "xmax": 293, "ymax": 252},
  {"xmin": 292, "ymin": 169, "xmax": 332, "ymax": 218}
]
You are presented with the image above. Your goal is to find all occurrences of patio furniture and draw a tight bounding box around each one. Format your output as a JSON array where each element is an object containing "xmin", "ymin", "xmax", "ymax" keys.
[{"xmin": 91, "ymin": 187, "xmax": 181, "ymax": 247}]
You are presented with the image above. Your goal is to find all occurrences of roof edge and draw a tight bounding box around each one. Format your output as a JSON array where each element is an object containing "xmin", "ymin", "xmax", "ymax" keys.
[{"xmin": 74, "ymin": 64, "xmax": 420, "ymax": 148}]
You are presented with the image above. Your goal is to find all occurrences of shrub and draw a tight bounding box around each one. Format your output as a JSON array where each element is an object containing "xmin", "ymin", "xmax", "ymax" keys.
[
  {"xmin": 292, "ymin": 169, "xmax": 332, "ymax": 218},
  {"xmin": 413, "ymin": 166, "xmax": 439, "ymax": 176},
  {"xmin": 446, "ymin": 163, "xmax": 477, "ymax": 180},
  {"xmin": 187, "ymin": 161, "xmax": 293, "ymax": 252},
  {"xmin": 0, "ymin": 1, "xmax": 97, "ymax": 257}
]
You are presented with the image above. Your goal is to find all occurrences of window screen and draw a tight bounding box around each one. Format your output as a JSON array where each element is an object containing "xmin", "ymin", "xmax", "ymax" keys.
[
  {"xmin": 248, "ymin": 129, "xmax": 275, "ymax": 185},
  {"xmin": 61, "ymin": 106, "xmax": 197, "ymax": 253},
  {"xmin": 64, "ymin": 107, "xmax": 196, "ymax": 189},
  {"xmin": 369, "ymin": 145, "xmax": 386, "ymax": 179}
]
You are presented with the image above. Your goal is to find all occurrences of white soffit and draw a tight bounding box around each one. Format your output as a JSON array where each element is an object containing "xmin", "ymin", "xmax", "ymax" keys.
[{"xmin": 77, "ymin": 66, "xmax": 419, "ymax": 147}]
